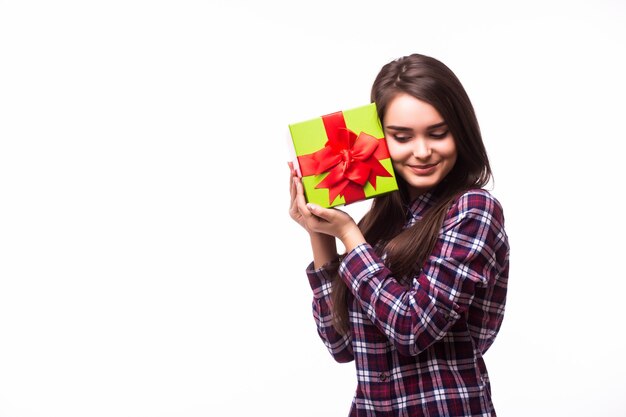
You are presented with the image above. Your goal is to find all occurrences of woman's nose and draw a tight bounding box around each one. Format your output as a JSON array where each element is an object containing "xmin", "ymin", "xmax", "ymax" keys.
[{"xmin": 412, "ymin": 138, "xmax": 432, "ymax": 159}]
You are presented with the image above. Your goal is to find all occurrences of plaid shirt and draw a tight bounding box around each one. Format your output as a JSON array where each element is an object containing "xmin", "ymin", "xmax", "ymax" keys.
[{"xmin": 306, "ymin": 189, "xmax": 509, "ymax": 417}]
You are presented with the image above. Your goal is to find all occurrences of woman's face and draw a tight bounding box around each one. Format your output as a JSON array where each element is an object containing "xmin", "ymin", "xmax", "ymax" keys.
[{"xmin": 383, "ymin": 93, "xmax": 457, "ymax": 200}]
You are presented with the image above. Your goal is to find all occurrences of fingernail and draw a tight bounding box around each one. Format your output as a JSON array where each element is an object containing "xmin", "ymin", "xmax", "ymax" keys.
[{"xmin": 307, "ymin": 203, "xmax": 315, "ymax": 211}]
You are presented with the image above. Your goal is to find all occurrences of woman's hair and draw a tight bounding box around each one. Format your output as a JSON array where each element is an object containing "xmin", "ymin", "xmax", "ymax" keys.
[{"xmin": 331, "ymin": 53, "xmax": 493, "ymax": 334}]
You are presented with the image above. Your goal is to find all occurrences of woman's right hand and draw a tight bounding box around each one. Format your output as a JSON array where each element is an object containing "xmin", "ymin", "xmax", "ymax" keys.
[
  {"xmin": 288, "ymin": 162, "xmax": 340, "ymax": 267},
  {"xmin": 288, "ymin": 162, "xmax": 309, "ymax": 231}
]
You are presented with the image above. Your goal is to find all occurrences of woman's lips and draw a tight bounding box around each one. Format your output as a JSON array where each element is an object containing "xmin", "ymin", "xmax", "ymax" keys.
[{"xmin": 408, "ymin": 163, "xmax": 438, "ymax": 175}]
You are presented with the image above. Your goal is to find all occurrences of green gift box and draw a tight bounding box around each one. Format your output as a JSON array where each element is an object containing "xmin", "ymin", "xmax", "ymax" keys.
[{"xmin": 288, "ymin": 103, "xmax": 399, "ymax": 208}]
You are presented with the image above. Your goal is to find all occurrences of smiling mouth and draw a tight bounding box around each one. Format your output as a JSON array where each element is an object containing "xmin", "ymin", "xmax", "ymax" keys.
[
  {"xmin": 407, "ymin": 162, "xmax": 439, "ymax": 176},
  {"xmin": 409, "ymin": 163, "xmax": 438, "ymax": 169}
]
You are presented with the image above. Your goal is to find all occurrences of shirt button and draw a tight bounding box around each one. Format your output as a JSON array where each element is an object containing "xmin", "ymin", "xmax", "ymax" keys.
[{"xmin": 379, "ymin": 372, "xmax": 388, "ymax": 382}]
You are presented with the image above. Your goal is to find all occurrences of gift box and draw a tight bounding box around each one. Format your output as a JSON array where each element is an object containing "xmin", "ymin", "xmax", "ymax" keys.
[{"xmin": 288, "ymin": 103, "xmax": 398, "ymax": 208}]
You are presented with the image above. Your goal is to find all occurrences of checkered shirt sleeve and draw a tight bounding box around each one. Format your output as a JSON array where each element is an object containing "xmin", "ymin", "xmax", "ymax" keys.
[{"xmin": 340, "ymin": 190, "xmax": 508, "ymax": 356}]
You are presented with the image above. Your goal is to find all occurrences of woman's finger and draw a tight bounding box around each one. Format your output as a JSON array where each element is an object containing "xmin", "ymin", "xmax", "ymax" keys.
[
  {"xmin": 289, "ymin": 164, "xmax": 301, "ymax": 207},
  {"xmin": 306, "ymin": 203, "xmax": 329, "ymax": 220},
  {"xmin": 294, "ymin": 178, "xmax": 314, "ymax": 218},
  {"xmin": 289, "ymin": 173, "xmax": 296, "ymax": 203},
  {"xmin": 288, "ymin": 163, "xmax": 295, "ymax": 190},
  {"xmin": 307, "ymin": 203, "xmax": 341, "ymax": 227}
]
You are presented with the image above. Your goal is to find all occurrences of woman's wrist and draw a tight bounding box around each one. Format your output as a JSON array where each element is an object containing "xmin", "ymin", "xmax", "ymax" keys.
[
  {"xmin": 339, "ymin": 226, "xmax": 366, "ymax": 253},
  {"xmin": 310, "ymin": 232, "xmax": 338, "ymax": 269}
]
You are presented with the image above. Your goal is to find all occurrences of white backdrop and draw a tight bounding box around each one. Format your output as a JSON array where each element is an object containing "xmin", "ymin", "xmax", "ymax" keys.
[{"xmin": 1, "ymin": 1, "xmax": 625, "ymax": 416}]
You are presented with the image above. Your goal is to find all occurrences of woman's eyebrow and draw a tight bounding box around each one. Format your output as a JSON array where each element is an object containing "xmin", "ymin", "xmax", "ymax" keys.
[
  {"xmin": 385, "ymin": 125, "xmax": 413, "ymax": 132},
  {"xmin": 385, "ymin": 121, "xmax": 447, "ymax": 131},
  {"xmin": 427, "ymin": 121, "xmax": 447, "ymax": 129}
]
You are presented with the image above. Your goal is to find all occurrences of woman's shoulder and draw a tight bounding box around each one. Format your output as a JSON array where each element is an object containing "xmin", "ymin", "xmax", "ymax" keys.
[
  {"xmin": 456, "ymin": 188, "xmax": 504, "ymax": 209},
  {"xmin": 445, "ymin": 188, "xmax": 506, "ymax": 224}
]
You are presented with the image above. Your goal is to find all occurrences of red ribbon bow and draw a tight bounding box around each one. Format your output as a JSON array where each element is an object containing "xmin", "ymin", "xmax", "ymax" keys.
[{"xmin": 297, "ymin": 111, "xmax": 392, "ymax": 205}]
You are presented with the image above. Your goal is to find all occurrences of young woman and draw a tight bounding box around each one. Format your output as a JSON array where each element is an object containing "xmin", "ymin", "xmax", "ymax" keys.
[{"xmin": 288, "ymin": 53, "xmax": 510, "ymax": 417}]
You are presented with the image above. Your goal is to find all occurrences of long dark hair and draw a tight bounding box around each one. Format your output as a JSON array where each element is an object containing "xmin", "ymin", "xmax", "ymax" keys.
[{"xmin": 331, "ymin": 53, "xmax": 493, "ymax": 334}]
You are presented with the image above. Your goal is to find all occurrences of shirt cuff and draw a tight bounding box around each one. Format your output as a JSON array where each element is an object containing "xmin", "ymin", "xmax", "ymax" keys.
[{"xmin": 306, "ymin": 258, "xmax": 340, "ymax": 293}]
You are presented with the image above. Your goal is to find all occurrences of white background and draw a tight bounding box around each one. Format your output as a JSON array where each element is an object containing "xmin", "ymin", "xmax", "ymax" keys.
[{"xmin": 1, "ymin": 1, "xmax": 625, "ymax": 416}]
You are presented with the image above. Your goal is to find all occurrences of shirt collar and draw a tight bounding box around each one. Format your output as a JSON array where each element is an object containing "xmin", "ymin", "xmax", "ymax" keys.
[
  {"xmin": 406, "ymin": 183, "xmax": 450, "ymax": 223},
  {"xmin": 407, "ymin": 191, "xmax": 437, "ymax": 219}
]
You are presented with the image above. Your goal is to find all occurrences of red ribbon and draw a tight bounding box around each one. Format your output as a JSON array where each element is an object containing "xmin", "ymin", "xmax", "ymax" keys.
[{"xmin": 297, "ymin": 111, "xmax": 392, "ymax": 205}]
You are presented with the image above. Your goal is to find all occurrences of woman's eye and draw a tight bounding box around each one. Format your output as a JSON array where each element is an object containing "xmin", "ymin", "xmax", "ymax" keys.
[
  {"xmin": 392, "ymin": 135, "xmax": 411, "ymax": 142},
  {"xmin": 430, "ymin": 130, "xmax": 449, "ymax": 139}
]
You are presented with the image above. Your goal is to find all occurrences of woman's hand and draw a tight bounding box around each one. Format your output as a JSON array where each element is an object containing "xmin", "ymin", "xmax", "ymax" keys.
[
  {"xmin": 288, "ymin": 162, "xmax": 365, "ymax": 252},
  {"xmin": 288, "ymin": 162, "xmax": 311, "ymax": 232}
]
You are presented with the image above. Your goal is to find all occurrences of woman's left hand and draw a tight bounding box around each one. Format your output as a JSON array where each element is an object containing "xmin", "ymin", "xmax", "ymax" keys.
[{"xmin": 292, "ymin": 176, "xmax": 366, "ymax": 252}]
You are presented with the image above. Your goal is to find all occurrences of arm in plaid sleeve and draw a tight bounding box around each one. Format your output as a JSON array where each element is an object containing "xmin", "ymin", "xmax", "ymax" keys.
[
  {"xmin": 339, "ymin": 190, "xmax": 509, "ymax": 357},
  {"xmin": 306, "ymin": 262, "xmax": 355, "ymax": 363}
]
